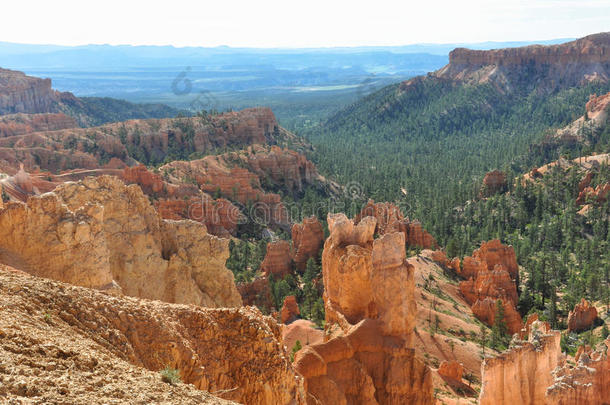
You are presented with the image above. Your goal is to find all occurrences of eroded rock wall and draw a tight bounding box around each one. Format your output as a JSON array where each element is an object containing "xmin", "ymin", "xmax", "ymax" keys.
[{"xmin": 0, "ymin": 175, "xmax": 241, "ymax": 308}]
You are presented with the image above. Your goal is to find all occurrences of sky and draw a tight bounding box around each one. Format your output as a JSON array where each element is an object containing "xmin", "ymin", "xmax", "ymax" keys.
[{"xmin": 2, "ymin": 0, "xmax": 609, "ymax": 48}]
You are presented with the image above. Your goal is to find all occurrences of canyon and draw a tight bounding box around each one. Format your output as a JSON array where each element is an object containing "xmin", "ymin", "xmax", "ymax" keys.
[{"xmin": 1, "ymin": 33, "xmax": 610, "ymax": 405}]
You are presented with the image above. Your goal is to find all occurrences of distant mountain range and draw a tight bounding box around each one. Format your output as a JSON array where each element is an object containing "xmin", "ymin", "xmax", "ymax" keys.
[{"xmin": 0, "ymin": 39, "xmax": 572, "ymax": 69}]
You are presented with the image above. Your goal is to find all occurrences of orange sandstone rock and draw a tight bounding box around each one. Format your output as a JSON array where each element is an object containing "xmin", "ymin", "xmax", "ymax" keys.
[
  {"xmin": 0, "ymin": 112, "xmax": 77, "ymax": 137},
  {"xmin": 430, "ymin": 33, "xmax": 610, "ymax": 93},
  {"xmin": 280, "ymin": 295, "xmax": 300, "ymax": 324},
  {"xmin": 282, "ymin": 319, "xmax": 324, "ymax": 354},
  {"xmin": 438, "ymin": 360, "xmax": 464, "ymax": 383},
  {"xmin": 546, "ymin": 338, "xmax": 610, "ymax": 405},
  {"xmin": 479, "ymin": 321, "xmax": 563, "ymax": 405},
  {"xmin": 471, "ymin": 298, "xmax": 523, "ymax": 336},
  {"xmin": 237, "ymin": 276, "xmax": 274, "ymax": 312},
  {"xmin": 457, "ymin": 240, "xmax": 522, "ymax": 333},
  {"xmin": 576, "ymin": 183, "xmax": 610, "ymax": 205},
  {"xmin": 354, "ymin": 200, "xmax": 437, "ymax": 249},
  {"xmin": 291, "ymin": 216, "xmax": 324, "ymax": 270},
  {"xmin": 481, "ymin": 170, "xmax": 507, "ymax": 197},
  {"xmin": 459, "ymin": 265, "xmax": 518, "ymax": 307},
  {"xmin": 294, "ymin": 212, "xmax": 433, "ymax": 404},
  {"xmin": 0, "ymin": 175, "xmax": 242, "ymax": 308},
  {"xmin": 567, "ymin": 298, "xmax": 598, "ymax": 332},
  {"xmin": 261, "ymin": 240, "xmax": 293, "ymax": 279}
]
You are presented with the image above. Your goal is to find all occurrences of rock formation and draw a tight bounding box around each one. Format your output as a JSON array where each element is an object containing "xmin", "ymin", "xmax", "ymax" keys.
[
  {"xmin": 246, "ymin": 146, "xmax": 319, "ymax": 194},
  {"xmin": 281, "ymin": 295, "xmax": 301, "ymax": 324},
  {"xmin": 430, "ymin": 33, "xmax": 610, "ymax": 93},
  {"xmin": 237, "ymin": 276, "xmax": 274, "ymax": 312},
  {"xmin": 261, "ymin": 240, "xmax": 293, "ymax": 279},
  {"xmin": 0, "ymin": 113, "xmax": 77, "ymax": 137},
  {"xmin": 457, "ymin": 240, "xmax": 522, "ymax": 334},
  {"xmin": 462, "ymin": 239, "xmax": 519, "ymax": 280},
  {"xmin": 481, "ymin": 170, "xmax": 507, "ymax": 197},
  {"xmin": 479, "ymin": 317, "xmax": 610, "ymax": 405},
  {"xmin": 546, "ymin": 339, "xmax": 610, "ymax": 405},
  {"xmin": 0, "ymin": 265, "xmax": 302, "ymax": 404},
  {"xmin": 0, "ymin": 175, "xmax": 242, "ymax": 308},
  {"xmin": 459, "ymin": 265, "xmax": 518, "ymax": 306},
  {"xmin": 479, "ymin": 321, "xmax": 563, "ymax": 405},
  {"xmin": 567, "ymin": 298, "xmax": 598, "ymax": 332},
  {"xmin": 438, "ymin": 360, "xmax": 464, "ymax": 383},
  {"xmin": 294, "ymin": 213, "xmax": 433, "ymax": 404},
  {"xmin": 0, "ymin": 68, "xmax": 61, "ymax": 114},
  {"xmin": 354, "ymin": 200, "xmax": 437, "ymax": 249},
  {"xmin": 291, "ymin": 216, "xmax": 324, "ymax": 270},
  {"xmin": 471, "ymin": 297, "xmax": 523, "ymax": 336},
  {"xmin": 576, "ymin": 183, "xmax": 610, "ymax": 205}
]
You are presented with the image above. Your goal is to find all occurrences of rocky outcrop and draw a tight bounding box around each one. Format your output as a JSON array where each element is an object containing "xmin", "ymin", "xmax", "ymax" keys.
[
  {"xmin": 480, "ymin": 318, "xmax": 610, "ymax": 405},
  {"xmin": 281, "ymin": 295, "xmax": 301, "ymax": 324},
  {"xmin": 576, "ymin": 183, "xmax": 610, "ymax": 205},
  {"xmin": 0, "ymin": 113, "xmax": 77, "ymax": 137},
  {"xmin": 546, "ymin": 339, "xmax": 610, "ymax": 405},
  {"xmin": 463, "ymin": 239, "xmax": 519, "ymax": 280},
  {"xmin": 438, "ymin": 360, "xmax": 464, "ymax": 383},
  {"xmin": 261, "ymin": 240, "xmax": 293, "ymax": 279},
  {"xmin": 432, "ymin": 33, "xmax": 610, "ymax": 93},
  {"xmin": 0, "ymin": 68, "xmax": 61, "ymax": 114},
  {"xmin": 481, "ymin": 170, "xmax": 507, "ymax": 197},
  {"xmin": 354, "ymin": 200, "xmax": 437, "ymax": 249},
  {"xmin": 0, "ymin": 175, "xmax": 242, "ymax": 308},
  {"xmin": 567, "ymin": 298, "xmax": 598, "ymax": 332},
  {"xmin": 457, "ymin": 240, "xmax": 521, "ymax": 334},
  {"xmin": 0, "ymin": 107, "xmax": 292, "ymax": 174},
  {"xmin": 471, "ymin": 297, "xmax": 523, "ymax": 336},
  {"xmin": 0, "ymin": 265, "xmax": 302, "ymax": 404},
  {"xmin": 161, "ymin": 154, "xmax": 290, "ymax": 227},
  {"xmin": 459, "ymin": 265, "xmax": 518, "ymax": 307},
  {"xmin": 292, "ymin": 216, "xmax": 324, "ymax": 270},
  {"xmin": 294, "ymin": 212, "xmax": 433, "ymax": 404},
  {"xmin": 237, "ymin": 276, "xmax": 274, "ymax": 312},
  {"xmin": 479, "ymin": 321, "xmax": 563, "ymax": 405},
  {"xmin": 246, "ymin": 146, "xmax": 319, "ymax": 194}
]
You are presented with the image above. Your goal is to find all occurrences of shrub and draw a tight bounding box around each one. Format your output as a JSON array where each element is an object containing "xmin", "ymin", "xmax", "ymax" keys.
[{"xmin": 160, "ymin": 366, "xmax": 181, "ymax": 385}]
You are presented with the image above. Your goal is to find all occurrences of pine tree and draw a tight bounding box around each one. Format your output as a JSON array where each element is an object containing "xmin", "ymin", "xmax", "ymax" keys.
[{"xmin": 491, "ymin": 299, "xmax": 508, "ymax": 349}]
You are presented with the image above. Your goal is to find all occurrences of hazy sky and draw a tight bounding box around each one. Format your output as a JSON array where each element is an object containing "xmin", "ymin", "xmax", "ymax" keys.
[{"xmin": 2, "ymin": 0, "xmax": 609, "ymax": 47}]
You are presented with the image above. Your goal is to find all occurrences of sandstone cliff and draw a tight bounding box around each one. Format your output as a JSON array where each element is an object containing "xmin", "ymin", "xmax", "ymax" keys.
[
  {"xmin": 479, "ymin": 319, "xmax": 610, "ymax": 405},
  {"xmin": 0, "ymin": 175, "xmax": 242, "ymax": 308},
  {"xmin": 0, "ymin": 265, "xmax": 302, "ymax": 404},
  {"xmin": 431, "ymin": 32, "xmax": 610, "ymax": 93},
  {"xmin": 294, "ymin": 213, "xmax": 433, "ymax": 404},
  {"xmin": 479, "ymin": 321, "xmax": 563, "ymax": 405},
  {"xmin": 0, "ymin": 68, "xmax": 61, "ymax": 114},
  {"xmin": 546, "ymin": 339, "xmax": 610, "ymax": 405}
]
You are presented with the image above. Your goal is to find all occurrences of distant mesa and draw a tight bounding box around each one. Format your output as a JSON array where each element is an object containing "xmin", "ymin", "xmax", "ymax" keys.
[{"xmin": 401, "ymin": 32, "xmax": 610, "ymax": 93}]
